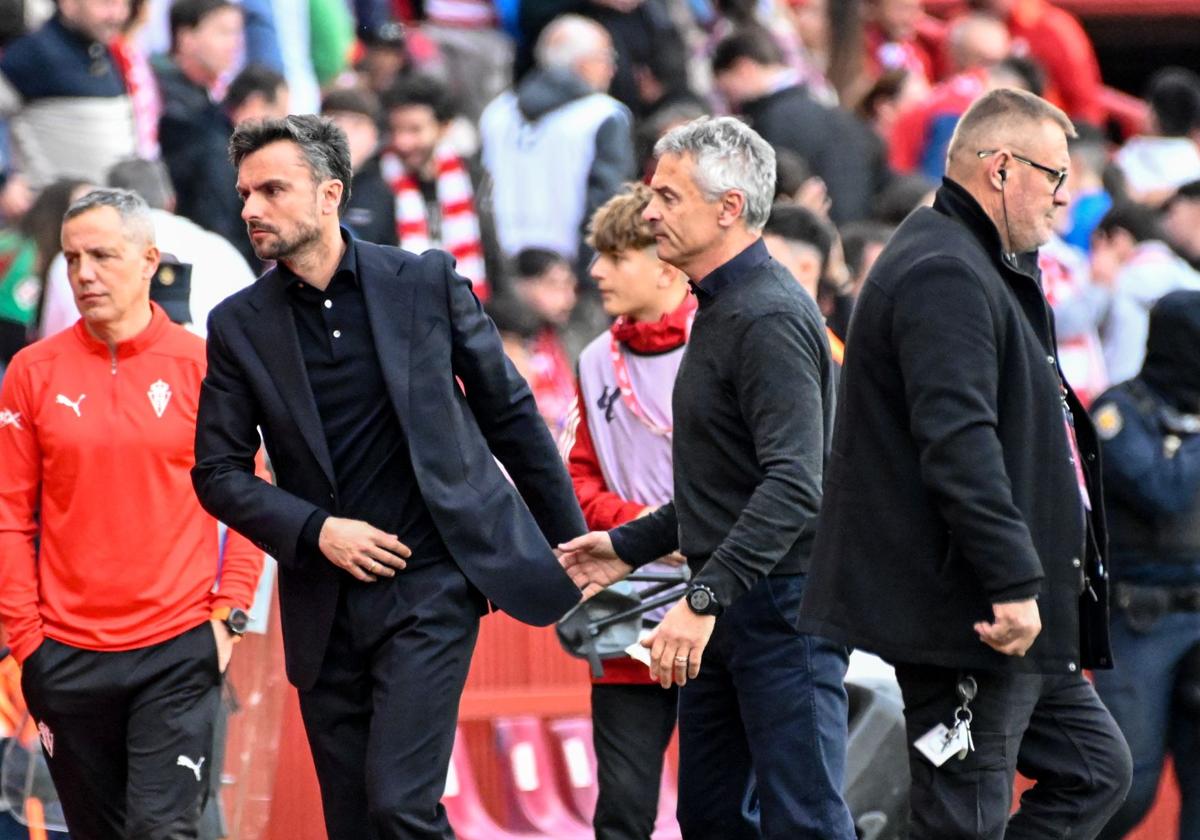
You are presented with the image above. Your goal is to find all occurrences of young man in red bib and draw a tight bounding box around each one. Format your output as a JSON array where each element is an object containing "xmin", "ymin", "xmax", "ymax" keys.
[{"xmin": 560, "ymin": 182, "xmax": 693, "ymax": 840}]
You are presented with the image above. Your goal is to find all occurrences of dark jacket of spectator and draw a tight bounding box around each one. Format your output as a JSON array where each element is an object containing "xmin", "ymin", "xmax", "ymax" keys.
[
  {"xmin": 583, "ymin": 0, "xmax": 690, "ymax": 118},
  {"xmin": 741, "ymin": 84, "xmax": 886, "ymax": 224},
  {"xmin": 154, "ymin": 57, "xmax": 249, "ymax": 262},
  {"xmin": 800, "ymin": 178, "xmax": 1113, "ymax": 675},
  {"xmin": 0, "ymin": 13, "xmax": 135, "ymax": 187},
  {"xmin": 343, "ymin": 154, "xmax": 397, "ymax": 247}
]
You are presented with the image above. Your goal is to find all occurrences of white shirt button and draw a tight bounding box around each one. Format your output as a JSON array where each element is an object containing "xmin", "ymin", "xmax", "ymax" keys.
[
  {"xmin": 332, "ymin": 330, "xmax": 342, "ymax": 339},
  {"xmin": 324, "ymin": 299, "xmax": 332, "ymax": 309}
]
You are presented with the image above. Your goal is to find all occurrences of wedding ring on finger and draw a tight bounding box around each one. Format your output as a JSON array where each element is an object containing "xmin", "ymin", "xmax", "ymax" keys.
[{"xmin": 674, "ymin": 655, "xmax": 689, "ymax": 666}]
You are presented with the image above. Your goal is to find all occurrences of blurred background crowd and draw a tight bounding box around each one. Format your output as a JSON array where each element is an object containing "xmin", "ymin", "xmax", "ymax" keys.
[{"xmin": 1, "ymin": 0, "xmax": 1199, "ymax": 434}]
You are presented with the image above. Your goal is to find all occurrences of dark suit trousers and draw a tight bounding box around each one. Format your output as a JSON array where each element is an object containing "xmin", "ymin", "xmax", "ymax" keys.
[
  {"xmin": 894, "ymin": 663, "xmax": 1132, "ymax": 839},
  {"xmin": 297, "ymin": 561, "xmax": 485, "ymax": 840}
]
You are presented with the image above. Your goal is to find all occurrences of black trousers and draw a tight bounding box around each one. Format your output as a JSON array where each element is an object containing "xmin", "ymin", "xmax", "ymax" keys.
[
  {"xmin": 19, "ymin": 623, "xmax": 221, "ymax": 840},
  {"xmin": 591, "ymin": 682, "xmax": 678, "ymax": 840},
  {"xmin": 297, "ymin": 561, "xmax": 485, "ymax": 840},
  {"xmin": 894, "ymin": 663, "xmax": 1133, "ymax": 840}
]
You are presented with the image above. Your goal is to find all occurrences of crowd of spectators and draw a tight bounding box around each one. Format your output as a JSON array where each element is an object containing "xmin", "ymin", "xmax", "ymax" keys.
[{"xmin": 1, "ymin": 0, "xmax": 1200, "ymax": 419}]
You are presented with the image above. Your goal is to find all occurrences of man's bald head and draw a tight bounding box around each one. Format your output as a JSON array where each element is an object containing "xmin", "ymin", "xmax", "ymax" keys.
[
  {"xmin": 948, "ymin": 13, "xmax": 1010, "ymax": 72},
  {"xmin": 946, "ymin": 87, "xmax": 1074, "ymax": 177},
  {"xmin": 535, "ymin": 15, "xmax": 616, "ymax": 91}
]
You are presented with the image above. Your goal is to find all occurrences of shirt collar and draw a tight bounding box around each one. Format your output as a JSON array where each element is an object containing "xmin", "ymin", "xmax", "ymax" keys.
[
  {"xmin": 73, "ymin": 301, "xmax": 171, "ymax": 359},
  {"xmin": 689, "ymin": 238, "xmax": 771, "ymax": 301},
  {"xmin": 281, "ymin": 227, "xmax": 359, "ymax": 294}
]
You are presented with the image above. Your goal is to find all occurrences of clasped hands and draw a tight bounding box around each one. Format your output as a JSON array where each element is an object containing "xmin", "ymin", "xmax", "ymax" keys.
[{"xmin": 558, "ymin": 531, "xmax": 713, "ymax": 689}]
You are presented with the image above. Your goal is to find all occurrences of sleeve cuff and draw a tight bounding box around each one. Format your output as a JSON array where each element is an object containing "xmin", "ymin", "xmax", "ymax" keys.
[
  {"xmin": 692, "ymin": 559, "xmax": 752, "ymax": 610},
  {"xmin": 609, "ymin": 504, "xmax": 678, "ymax": 568},
  {"xmin": 609, "ymin": 525, "xmax": 652, "ymax": 569},
  {"xmin": 989, "ymin": 579, "xmax": 1043, "ymax": 604},
  {"xmin": 298, "ymin": 510, "xmax": 329, "ymax": 561}
]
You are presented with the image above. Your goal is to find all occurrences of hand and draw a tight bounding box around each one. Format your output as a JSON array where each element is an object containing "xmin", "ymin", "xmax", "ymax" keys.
[
  {"xmin": 210, "ymin": 619, "xmax": 236, "ymax": 673},
  {"xmin": 795, "ymin": 176, "xmax": 832, "ymax": 220},
  {"xmin": 318, "ymin": 516, "xmax": 411, "ymax": 582},
  {"xmin": 558, "ymin": 531, "xmax": 632, "ymax": 598},
  {"xmin": 642, "ymin": 600, "xmax": 716, "ymax": 688},
  {"xmin": 974, "ymin": 598, "xmax": 1041, "ymax": 656},
  {"xmin": 657, "ymin": 551, "xmax": 687, "ymax": 567}
]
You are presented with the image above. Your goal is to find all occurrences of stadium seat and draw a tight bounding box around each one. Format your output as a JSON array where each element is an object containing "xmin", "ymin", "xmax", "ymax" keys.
[
  {"xmin": 444, "ymin": 727, "xmax": 538, "ymax": 840},
  {"xmin": 494, "ymin": 716, "xmax": 594, "ymax": 839},
  {"xmin": 546, "ymin": 717, "xmax": 599, "ymax": 823}
]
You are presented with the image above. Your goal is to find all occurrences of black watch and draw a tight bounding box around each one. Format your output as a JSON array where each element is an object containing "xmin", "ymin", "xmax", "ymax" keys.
[
  {"xmin": 685, "ymin": 584, "xmax": 722, "ymax": 616},
  {"xmin": 224, "ymin": 608, "xmax": 250, "ymax": 637}
]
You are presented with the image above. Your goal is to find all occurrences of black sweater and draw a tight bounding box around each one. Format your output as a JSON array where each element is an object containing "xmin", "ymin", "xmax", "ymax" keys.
[{"xmin": 610, "ymin": 238, "xmax": 835, "ymax": 609}]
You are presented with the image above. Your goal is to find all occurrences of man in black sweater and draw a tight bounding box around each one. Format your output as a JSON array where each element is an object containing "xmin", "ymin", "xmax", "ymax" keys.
[{"xmin": 560, "ymin": 116, "xmax": 855, "ymax": 840}]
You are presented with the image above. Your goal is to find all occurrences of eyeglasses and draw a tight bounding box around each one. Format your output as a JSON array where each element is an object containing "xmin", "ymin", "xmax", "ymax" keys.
[{"xmin": 977, "ymin": 149, "xmax": 1068, "ymax": 195}]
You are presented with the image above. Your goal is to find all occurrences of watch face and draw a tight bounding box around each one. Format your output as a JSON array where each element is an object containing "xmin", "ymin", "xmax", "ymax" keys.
[
  {"xmin": 689, "ymin": 589, "xmax": 712, "ymax": 612},
  {"xmin": 227, "ymin": 609, "xmax": 250, "ymax": 634}
]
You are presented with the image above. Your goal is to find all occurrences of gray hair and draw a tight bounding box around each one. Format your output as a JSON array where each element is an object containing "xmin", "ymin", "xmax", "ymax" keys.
[
  {"xmin": 534, "ymin": 14, "xmax": 609, "ymax": 73},
  {"xmin": 654, "ymin": 116, "xmax": 776, "ymax": 231},
  {"xmin": 63, "ymin": 188, "xmax": 156, "ymax": 244}
]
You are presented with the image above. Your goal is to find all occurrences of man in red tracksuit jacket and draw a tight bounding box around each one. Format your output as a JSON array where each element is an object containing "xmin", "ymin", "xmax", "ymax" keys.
[{"xmin": 0, "ymin": 188, "xmax": 263, "ymax": 839}]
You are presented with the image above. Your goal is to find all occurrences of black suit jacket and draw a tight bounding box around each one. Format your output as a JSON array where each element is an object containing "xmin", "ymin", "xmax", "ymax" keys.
[
  {"xmin": 192, "ymin": 238, "xmax": 584, "ymax": 689},
  {"xmin": 799, "ymin": 179, "xmax": 1111, "ymax": 675}
]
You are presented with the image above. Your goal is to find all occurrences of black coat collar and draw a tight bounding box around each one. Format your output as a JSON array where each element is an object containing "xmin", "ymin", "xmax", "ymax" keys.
[{"xmin": 933, "ymin": 177, "xmax": 1040, "ymax": 281}]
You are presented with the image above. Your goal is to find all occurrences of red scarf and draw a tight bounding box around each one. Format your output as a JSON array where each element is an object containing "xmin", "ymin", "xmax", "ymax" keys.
[
  {"xmin": 610, "ymin": 292, "xmax": 697, "ymax": 353},
  {"xmin": 380, "ymin": 149, "xmax": 490, "ymax": 301}
]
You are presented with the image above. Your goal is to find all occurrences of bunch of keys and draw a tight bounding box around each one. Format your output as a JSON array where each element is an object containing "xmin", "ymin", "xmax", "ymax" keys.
[
  {"xmin": 913, "ymin": 675, "xmax": 978, "ymax": 767},
  {"xmin": 950, "ymin": 676, "xmax": 977, "ymax": 759}
]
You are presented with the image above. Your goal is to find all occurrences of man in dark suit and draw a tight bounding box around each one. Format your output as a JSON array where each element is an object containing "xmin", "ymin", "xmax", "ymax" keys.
[
  {"xmin": 191, "ymin": 115, "xmax": 584, "ymax": 839},
  {"xmin": 799, "ymin": 88, "xmax": 1132, "ymax": 838}
]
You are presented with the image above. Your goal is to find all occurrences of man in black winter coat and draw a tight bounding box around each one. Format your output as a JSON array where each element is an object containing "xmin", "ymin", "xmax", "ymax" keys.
[{"xmin": 799, "ymin": 88, "xmax": 1132, "ymax": 839}]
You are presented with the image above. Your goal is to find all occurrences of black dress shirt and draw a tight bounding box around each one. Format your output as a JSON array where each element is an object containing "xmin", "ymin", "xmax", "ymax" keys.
[
  {"xmin": 289, "ymin": 232, "xmax": 449, "ymax": 564},
  {"xmin": 610, "ymin": 238, "xmax": 835, "ymax": 608}
]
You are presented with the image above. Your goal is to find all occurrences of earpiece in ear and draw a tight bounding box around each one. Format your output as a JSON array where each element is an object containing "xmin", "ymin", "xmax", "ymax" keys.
[{"xmin": 999, "ymin": 169, "xmax": 1007, "ymax": 183}]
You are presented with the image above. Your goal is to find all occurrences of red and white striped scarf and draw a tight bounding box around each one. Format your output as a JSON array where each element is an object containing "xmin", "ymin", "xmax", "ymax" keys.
[
  {"xmin": 379, "ymin": 149, "xmax": 490, "ymax": 301},
  {"xmin": 109, "ymin": 36, "xmax": 161, "ymax": 160}
]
